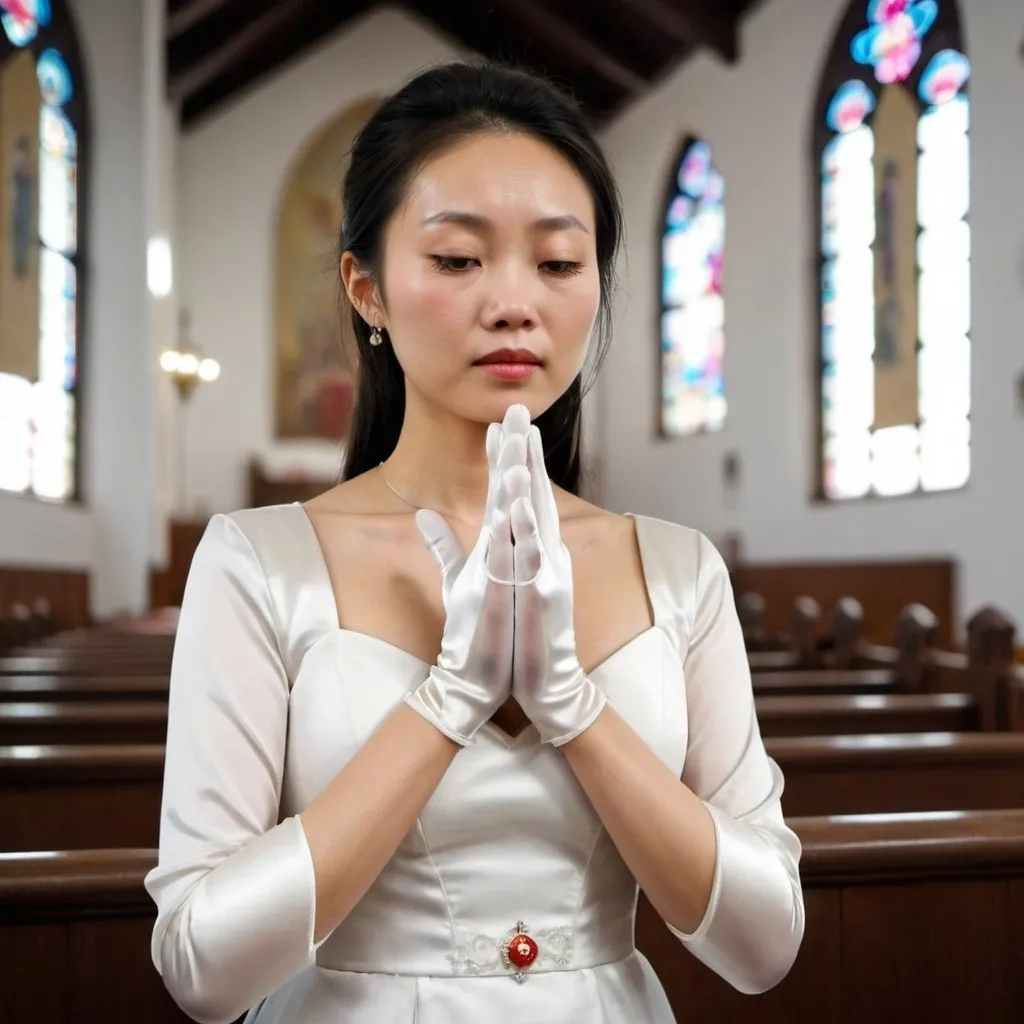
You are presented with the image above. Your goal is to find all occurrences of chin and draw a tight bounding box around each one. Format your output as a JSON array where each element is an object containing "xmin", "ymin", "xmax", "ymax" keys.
[{"xmin": 459, "ymin": 387, "xmax": 555, "ymax": 426}]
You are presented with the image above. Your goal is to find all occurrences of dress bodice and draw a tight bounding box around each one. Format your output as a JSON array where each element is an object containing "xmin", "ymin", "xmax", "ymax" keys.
[
  {"xmin": 274, "ymin": 505, "xmax": 688, "ymax": 979},
  {"xmin": 144, "ymin": 504, "xmax": 804, "ymax": 1024}
]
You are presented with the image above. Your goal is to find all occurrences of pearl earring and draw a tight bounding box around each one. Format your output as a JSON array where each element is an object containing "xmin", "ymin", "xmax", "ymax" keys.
[{"xmin": 369, "ymin": 324, "xmax": 383, "ymax": 347}]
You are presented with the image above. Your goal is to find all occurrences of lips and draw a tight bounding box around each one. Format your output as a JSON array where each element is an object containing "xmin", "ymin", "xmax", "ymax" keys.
[{"xmin": 474, "ymin": 348, "xmax": 542, "ymax": 366}]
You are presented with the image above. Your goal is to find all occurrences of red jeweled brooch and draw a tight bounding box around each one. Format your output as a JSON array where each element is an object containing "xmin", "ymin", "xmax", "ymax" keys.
[{"xmin": 500, "ymin": 920, "xmax": 539, "ymax": 983}]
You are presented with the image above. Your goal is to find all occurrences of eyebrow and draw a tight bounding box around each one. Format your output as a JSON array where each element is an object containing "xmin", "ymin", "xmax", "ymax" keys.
[{"xmin": 421, "ymin": 211, "xmax": 590, "ymax": 234}]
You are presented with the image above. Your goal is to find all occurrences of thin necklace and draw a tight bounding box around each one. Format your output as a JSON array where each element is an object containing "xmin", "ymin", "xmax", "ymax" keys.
[
  {"xmin": 377, "ymin": 461, "xmax": 421, "ymax": 510},
  {"xmin": 377, "ymin": 461, "xmax": 477, "ymax": 528}
]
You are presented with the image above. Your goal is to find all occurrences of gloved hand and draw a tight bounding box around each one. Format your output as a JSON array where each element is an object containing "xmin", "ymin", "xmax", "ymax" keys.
[
  {"xmin": 403, "ymin": 405, "xmax": 532, "ymax": 746},
  {"xmin": 510, "ymin": 424, "xmax": 607, "ymax": 746}
]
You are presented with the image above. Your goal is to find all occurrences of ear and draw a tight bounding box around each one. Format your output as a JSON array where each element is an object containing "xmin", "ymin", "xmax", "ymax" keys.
[{"xmin": 340, "ymin": 251, "xmax": 383, "ymax": 327}]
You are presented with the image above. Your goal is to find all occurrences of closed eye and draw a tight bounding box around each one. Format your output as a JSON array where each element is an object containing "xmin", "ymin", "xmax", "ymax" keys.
[
  {"xmin": 542, "ymin": 261, "xmax": 584, "ymax": 276},
  {"xmin": 429, "ymin": 256, "xmax": 584, "ymax": 276},
  {"xmin": 430, "ymin": 255, "xmax": 479, "ymax": 273}
]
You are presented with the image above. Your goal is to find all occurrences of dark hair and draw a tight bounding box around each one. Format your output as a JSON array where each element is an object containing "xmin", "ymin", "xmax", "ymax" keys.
[{"xmin": 338, "ymin": 61, "xmax": 623, "ymax": 495}]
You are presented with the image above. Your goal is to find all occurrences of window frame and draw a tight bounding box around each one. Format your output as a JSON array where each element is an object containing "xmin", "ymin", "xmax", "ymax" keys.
[
  {"xmin": 811, "ymin": 0, "xmax": 970, "ymax": 503},
  {"xmin": 0, "ymin": 0, "xmax": 90, "ymax": 504},
  {"xmin": 656, "ymin": 132, "xmax": 726, "ymax": 441}
]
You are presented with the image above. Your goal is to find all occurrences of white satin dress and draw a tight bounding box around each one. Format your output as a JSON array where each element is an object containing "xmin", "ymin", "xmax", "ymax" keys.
[{"xmin": 145, "ymin": 505, "xmax": 804, "ymax": 1024}]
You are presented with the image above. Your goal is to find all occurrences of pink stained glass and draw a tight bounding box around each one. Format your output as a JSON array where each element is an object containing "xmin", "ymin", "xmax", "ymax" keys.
[
  {"xmin": 827, "ymin": 80, "xmax": 876, "ymax": 134},
  {"xmin": 851, "ymin": 0, "xmax": 937, "ymax": 84},
  {"xmin": 1, "ymin": 0, "xmax": 50, "ymax": 46},
  {"xmin": 919, "ymin": 49, "xmax": 970, "ymax": 106},
  {"xmin": 660, "ymin": 138, "xmax": 726, "ymax": 436}
]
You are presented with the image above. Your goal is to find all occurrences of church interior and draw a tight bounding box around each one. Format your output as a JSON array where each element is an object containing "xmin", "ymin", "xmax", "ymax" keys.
[{"xmin": 1, "ymin": 0, "xmax": 1024, "ymax": 1020}]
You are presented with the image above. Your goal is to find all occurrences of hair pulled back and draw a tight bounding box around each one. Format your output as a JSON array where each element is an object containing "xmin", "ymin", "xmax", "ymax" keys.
[{"xmin": 339, "ymin": 61, "xmax": 623, "ymax": 494}]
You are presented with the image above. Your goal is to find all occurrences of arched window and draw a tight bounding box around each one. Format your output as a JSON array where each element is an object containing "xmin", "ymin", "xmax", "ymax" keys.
[
  {"xmin": 0, "ymin": 0, "xmax": 86, "ymax": 501},
  {"xmin": 815, "ymin": 0, "xmax": 970, "ymax": 500},
  {"xmin": 659, "ymin": 136, "xmax": 725, "ymax": 437}
]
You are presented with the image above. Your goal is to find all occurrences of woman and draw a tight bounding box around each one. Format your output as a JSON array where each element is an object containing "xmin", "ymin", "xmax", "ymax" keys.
[{"xmin": 146, "ymin": 61, "xmax": 804, "ymax": 1023}]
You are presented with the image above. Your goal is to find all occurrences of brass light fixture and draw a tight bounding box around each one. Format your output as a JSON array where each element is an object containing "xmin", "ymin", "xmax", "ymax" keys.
[{"xmin": 159, "ymin": 310, "xmax": 220, "ymax": 401}]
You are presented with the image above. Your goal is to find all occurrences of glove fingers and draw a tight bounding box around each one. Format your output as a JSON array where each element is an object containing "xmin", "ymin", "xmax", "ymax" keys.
[
  {"xmin": 486, "ymin": 509, "xmax": 513, "ymax": 584},
  {"xmin": 502, "ymin": 403, "xmax": 532, "ymax": 438},
  {"xmin": 497, "ymin": 432, "xmax": 528, "ymax": 476},
  {"xmin": 511, "ymin": 496, "xmax": 543, "ymax": 584},
  {"xmin": 482, "ymin": 432, "xmax": 527, "ymax": 528},
  {"xmin": 527, "ymin": 425, "xmax": 562, "ymax": 558},
  {"xmin": 416, "ymin": 508, "xmax": 466, "ymax": 579},
  {"xmin": 483, "ymin": 423, "xmax": 501, "ymax": 511},
  {"xmin": 485, "ymin": 421, "xmax": 501, "ymax": 467}
]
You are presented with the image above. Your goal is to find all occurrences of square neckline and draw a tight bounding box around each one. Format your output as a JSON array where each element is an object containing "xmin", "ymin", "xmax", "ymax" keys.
[{"xmin": 292, "ymin": 503, "xmax": 667, "ymax": 679}]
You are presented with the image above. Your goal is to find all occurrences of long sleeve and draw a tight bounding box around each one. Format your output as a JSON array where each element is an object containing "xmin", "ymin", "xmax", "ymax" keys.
[
  {"xmin": 144, "ymin": 514, "xmax": 317, "ymax": 1024},
  {"xmin": 666, "ymin": 533, "xmax": 805, "ymax": 994}
]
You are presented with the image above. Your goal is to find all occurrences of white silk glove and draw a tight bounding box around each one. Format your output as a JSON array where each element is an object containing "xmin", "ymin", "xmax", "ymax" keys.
[
  {"xmin": 510, "ymin": 424, "xmax": 607, "ymax": 746},
  {"xmin": 403, "ymin": 405, "xmax": 531, "ymax": 746}
]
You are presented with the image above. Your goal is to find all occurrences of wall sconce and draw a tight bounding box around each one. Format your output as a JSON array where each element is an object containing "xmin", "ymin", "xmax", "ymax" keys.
[
  {"xmin": 160, "ymin": 311, "xmax": 220, "ymax": 401},
  {"xmin": 160, "ymin": 309, "xmax": 221, "ymax": 515}
]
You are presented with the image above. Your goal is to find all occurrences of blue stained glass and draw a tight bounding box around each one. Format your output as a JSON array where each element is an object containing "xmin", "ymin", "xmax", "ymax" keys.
[
  {"xmin": 678, "ymin": 141, "xmax": 712, "ymax": 198},
  {"xmin": 827, "ymin": 80, "xmax": 876, "ymax": 134},
  {"xmin": 822, "ymin": 324, "xmax": 836, "ymax": 364},
  {"xmin": 666, "ymin": 195, "xmax": 692, "ymax": 229},
  {"xmin": 0, "ymin": 4, "xmax": 81, "ymax": 503},
  {"xmin": 37, "ymin": 49, "xmax": 73, "ymax": 106},
  {"xmin": 1, "ymin": 0, "xmax": 51, "ymax": 46},
  {"xmin": 822, "ymin": 0, "xmax": 971, "ymax": 499},
  {"xmin": 851, "ymin": 0, "xmax": 937, "ymax": 84},
  {"xmin": 919, "ymin": 49, "xmax": 971, "ymax": 106},
  {"xmin": 661, "ymin": 137, "xmax": 726, "ymax": 437}
]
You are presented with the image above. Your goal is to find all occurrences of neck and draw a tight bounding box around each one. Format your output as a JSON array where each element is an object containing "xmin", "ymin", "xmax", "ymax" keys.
[{"xmin": 379, "ymin": 394, "xmax": 494, "ymax": 524}]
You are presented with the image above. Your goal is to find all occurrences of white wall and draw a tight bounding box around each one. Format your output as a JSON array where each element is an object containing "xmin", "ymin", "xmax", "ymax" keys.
[
  {"xmin": 0, "ymin": 0, "xmax": 167, "ymax": 617},
  {"xmin": 599, "ymin": 0, "xmax": 1024, "ymax": 631},
  {"xmin": 177, "ymin": 6, "xmax": 464, "ymax": 516}
]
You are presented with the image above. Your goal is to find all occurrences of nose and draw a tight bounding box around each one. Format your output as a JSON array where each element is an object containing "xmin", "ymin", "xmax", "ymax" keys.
[
  {"xmin": 482, "ymin": 263, "xmax": 538, "ymax": 332},
  {"xmin": 489, "ymin": 305, "xmax": 535, "ymax": 331}
]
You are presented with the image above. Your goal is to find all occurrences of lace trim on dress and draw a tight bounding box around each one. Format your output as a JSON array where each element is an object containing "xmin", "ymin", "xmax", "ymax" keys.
[{"xmin": 446, "ymin": 922, "xmax": 574, "ymax": 982}]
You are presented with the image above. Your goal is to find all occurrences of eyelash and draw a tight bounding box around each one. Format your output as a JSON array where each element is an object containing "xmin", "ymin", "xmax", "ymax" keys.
[{"xmin": 429, "ymin": 255, "xmax": 584, "ymax": 277}]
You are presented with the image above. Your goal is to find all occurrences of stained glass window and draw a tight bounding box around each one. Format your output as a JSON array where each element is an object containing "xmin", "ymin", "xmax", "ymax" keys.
[
  {"xmin": 0, "ymin": 4, "xmax": 81, "ymax": 502},
  {"xmin": 1, "ymin": 0, "xmax": 50, "ymax": 47},
  {"xmin": 659, "ymin": 137, "xmax": 725, "ymax": 437},
  {"xmin": 817, "ymin": 0, "xmax": 970, "ymax": 499}
]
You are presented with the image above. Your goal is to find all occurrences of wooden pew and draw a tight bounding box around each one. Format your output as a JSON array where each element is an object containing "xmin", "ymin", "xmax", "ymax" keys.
[
  {"xmin": 0, "ymin": 848, "xmax": 192, "ymax": 1023},
  {"xmin": 751, "ymin": 602, "xmax": 1018, "ymax": 711},
  {"xmin": 744, "ymin": 594, "xmax": 935, "ymax": 674},
  {"xmin": 772, "ymin": 731, "xmax": 1024, "ymax": 816},
  {"xmin": 756, "ymin": 692, "xmax": 978, "ymax": 738},
  {"xmin": 0, "ymin": 624, "xmax": 174, "ymax": 676},
  {"xmin": 0, "ymin": 601, "xmax": 58, "ymax": 655},
  {"xmin": 0, "ymin": 566, "xmax": 89, "ymax": 634},
  {"xmin": 731, "ymin": 556, "xmax": 956, "ymax": 648},
  {"xmin": 639, "ymin": 808, "xmax": 1024, "ymax": 1022},
  {"xmin": 753, "ymin": 667, "xmax": 899, "ymax": 696},
  {"xmin": 0, "ymin": 652, "xmax": 172, "ymax": 676},
  {"xmin": 5, "ymin": 809, "xmax": 1022, "ymax": 1023},
  {"xmin": 9, "ymin": 713, "xmax": 1024, "ymax": 853},
  {"xmin": 0, "ymin": 745, "xmax": 163, "ymax": 852},
  {"xmin": 0, "ymin": 702, "xmax": 168, "ymax": 745},
  {"xmin": 0, "ymin": 674, "xmax": 170, "ymax": 702},
  {"xmin": 0, "ymin": 690, "xmax": 978, "ymax": 744}
]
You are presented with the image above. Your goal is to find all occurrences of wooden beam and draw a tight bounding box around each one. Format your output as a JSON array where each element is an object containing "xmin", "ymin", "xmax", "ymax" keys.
[
  {"xmin": 623, "ymin": 0, "xmax": 739, "ymax": 62},
  {"xmin": 498, "ymin": 0, "xmax": 648, "ymax": 96},
  {"xmin": 166, "ymin": 0, "xmax": 235, "ymax": 41},
  {"xmin": 168, "ymin": 0, "xmax": 309, "ymax": 102}
]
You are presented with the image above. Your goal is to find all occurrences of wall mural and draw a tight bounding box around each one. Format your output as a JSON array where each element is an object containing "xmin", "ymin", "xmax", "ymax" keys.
[{"xmin": 274, "ymin": 96, "xmax": 377, "ymax": 442}]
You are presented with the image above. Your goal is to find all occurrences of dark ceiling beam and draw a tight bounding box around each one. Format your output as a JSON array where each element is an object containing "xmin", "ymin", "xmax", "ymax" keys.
[
  {"xmin": 498, "ymin": 0, "xmax": 648, "ymax": 96},
  {"xmin": 168, "ymin": 0, "xmax": 308, "ymax": 102},
  {"xmin": 623, "ymin": 0, "xmax": 739, "ymax": 62},
  {"xmin": 166, "ymin": 0, "xmax": 235, "ymax": 41}
]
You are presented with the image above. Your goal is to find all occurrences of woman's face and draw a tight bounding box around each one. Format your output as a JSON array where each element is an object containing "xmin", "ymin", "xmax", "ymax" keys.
[{"xmin": 375, "ymin": 131, "xmax": 601, "ymax": 424}]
